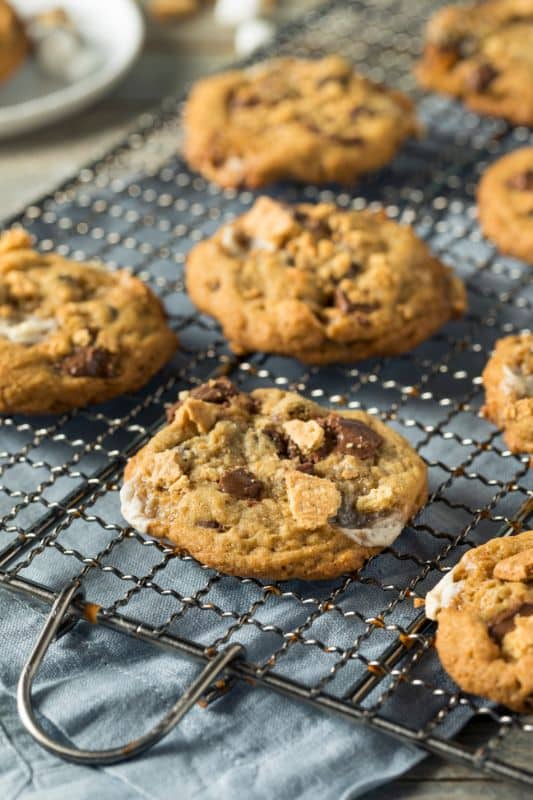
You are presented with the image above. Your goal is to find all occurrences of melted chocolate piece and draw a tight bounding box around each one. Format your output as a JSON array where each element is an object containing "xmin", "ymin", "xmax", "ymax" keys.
[
  {"xmin": 295, "ymin": 462, "xmax": 315, "ymax": 475},
  {"xmin": 58, "ymin": 346, "xmax": 117, "ymax": 379},
  {"xmin": 488, "ymin": 602, "xmax": 533, "ymax": 645},
  {"xmin": 467, "ymin": 62, "xmax": 498, "ymax": 93},
  {"xmin": 506, "ymin": 170, "xmax": 533, "ymax": 191},
  {"xmin": 219, "ymin": 468, "xmax": 264, "ymax": 500},
  {"xmin": 325, "ymin": 414, "xmax": 383, "ymax": 459},
  {"xmin": 263, "ymin": 426, "xmax": 289, "ymax": 458},
  {"xmin": 166, "ymin": 399, "xmax": 183, "ymax": 422},
  {"xmin": 334, "ymin": 288, "xmax": 379, "ymax": 314},
  {"xmin": 196, "ymin": 520, "xmax": 223, "ymax": 530},
  {"xmin": 190, "ymin": 377, "xmax": 239, "ymax": 404},
  {"xmin": 330, "ymin": 498, "xmax": 372, "ymax": 529}
]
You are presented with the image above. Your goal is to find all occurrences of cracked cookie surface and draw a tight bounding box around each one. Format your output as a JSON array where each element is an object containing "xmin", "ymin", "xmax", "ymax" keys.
[
  {"xmin": 121, "ymin": 378, "xmax": 428, "ymax": 580},
  {"xmin": 0, "ymin": 229, "xmax": 178, "ymax": 414},
  {"xmin": 183, "ymin": 55, "xmax": 419, "ymax": 188},
  {"xmin": 482, "ymin": 333, "xmax": 533, "ymax": 458},
  {"xmin": 415, "ymin": 0, "xmax": 533, "ymax": 125},
  {"xmin": 477, "ymin": 148, "xmax": 533, "ymax": 263},
  {"xmin": 0, "ymin": 0, "xmax": 28, "ymax": 83},
  {"xmin": 186, "ymin": 197, "xmax": 466, "ymax": 364},
  {"xmin": 426, "ymin": 530, "xmax": 533, "ymax": 711}
]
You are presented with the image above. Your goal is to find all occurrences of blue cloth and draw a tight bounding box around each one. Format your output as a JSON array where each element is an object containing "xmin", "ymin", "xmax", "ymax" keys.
[{"xmin": 0, "ymin": 587, "xmax": 432, "ymax": 800}]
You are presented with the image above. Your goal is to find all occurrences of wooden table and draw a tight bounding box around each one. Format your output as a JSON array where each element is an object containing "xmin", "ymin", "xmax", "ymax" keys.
[{"xmin": 0, "ymin": 3, "xmax": 527, "ymax": 797}]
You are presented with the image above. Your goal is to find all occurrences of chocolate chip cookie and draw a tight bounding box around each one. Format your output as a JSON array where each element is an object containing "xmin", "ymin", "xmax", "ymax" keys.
[
  {"xmin": 186, "ymin": 197, "xmax": 467, "ymax": 364},
  {"xmin": 183, "ymin": 56, "xmax": 419, "ymax": 188},
  {"xmin": 425, "ymin": 531, "xmax": 533, "ymax": 711},
  {"xmin": 0, "ymin": 229, "xmax": 178, "ymax": 414},
  {"xmin": 415, "ymin": 0, "xmax": 533, "ymax": 125},
  {"xmin": 477, "ymin": 148, "xmax": 533, "ymax": 263},
  {"xmin": 482, "ymin": 333, "xmax": 533, "ymax": 458},
  {"xmin": 0, "ymin": 0, "xmax": 28, "ymax": 84},
  {"xmin": 121, "ymin": 379, "xmax": 428, "ymax": 580}
]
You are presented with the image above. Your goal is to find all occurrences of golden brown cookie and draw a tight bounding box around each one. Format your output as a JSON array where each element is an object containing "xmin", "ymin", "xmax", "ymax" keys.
[
  {"xmin": 0, "ymin": 229, "xmax": 178, "ymax": 414},
  {"xmin": 425, "ymin": 531, "xmax": 533, "ymax": 712},
  {"xmin": 477, "ymin": 148, "xmax": 533, "ymax": 263},
  {"xmin": 0, "ymin": 0, "xmax": 28, "ymax": 84},
  {"xmin": 482, "ymin": 333, "xmax": 533, "ymax": 457},
  {"xmin": 183, "ymin": 56, "xmax": 419, "ymax": 188},
  {"xmin": 120, "ymin": 379, "xmax": 428, "ymax": 580},
  {"xmin": 185, "ymin": 197, "xmax": 467, "ymax": 365},
  {"xmin": 415, "ymin": 0, "xmax": 533, "ymax": 125}
]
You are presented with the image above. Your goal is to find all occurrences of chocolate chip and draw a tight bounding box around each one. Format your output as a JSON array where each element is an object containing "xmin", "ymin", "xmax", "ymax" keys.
[
  {"xmin": 330, "ymin": 497, "xmax": 370, "ymax": 529},
  {"xmin": 329, "ymin": 134, "xmax": 365, "ymax": 147},
  {"xmin": 196, "ymin": 520, "xmax": 223, "ymax": 529},
  {"xmin": 293, "ymin": 210, "xmax": 331, "ymax": 239},
  {"xmin": 166, "ymin": 399, "xmax": 183, "ymax": 423},
  {"xmin": 263, "ymin": 426, "xmax": 289, "ymax": 458},
  {"xmin": 334, "ymin": 288, "xmax": 378, "ymax": 315},
  {"xmin": 219, "ymin": 468, "xmax": 264, "ymax": 500},
  {"xmin": 467, "ymin": 63, "xmax": 498, "ymax": 93},
  {"xmin": 488, "ymin": 602, "xmax": 533, "ymax": 645},
  {"xmin": 325, "ymin": 414, "xmax": 383, "ymax": 459},
  {"xmin": 190, "ymin": 377, "xmax": 239, "ymax": 404},
  {"xmin": 506, "ymin": 170, "xmax": 533, "ymax": 191},
  {"xmin": 295, "ymin": 462, "xmax": 315, "ymax": 475},
  {"xmin": 58, "ymin": 346, "xmax": 117, "ymax": 378}
]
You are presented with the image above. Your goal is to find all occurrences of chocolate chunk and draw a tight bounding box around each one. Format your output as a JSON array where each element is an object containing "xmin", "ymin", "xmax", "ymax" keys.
[
  {"xmin": 488, "ymin": 602, "xmax": 533, "ymax": 645},
  {"xmin": 190, "ymin": 377, "xmax": 239, "ymax": 404},
  {"xmin": 196, "ymin": 519, "xmax": 223, "ymax": 529},
  {"xmin": 263, "ymin": 426, "xmax": 289, "ymax": 458},
  {"xmin": 506, "ymin": 170, "xmax": 533, "ymax": 191},
  {"xmin": 330, "ymin": 498, "xmax": 371, "ymax": 529},
  {"xmin": 325, "ymin": 414, "xmax": 383, "ymax": 458},
  {"xmin": 166, "ymin": 400, "xmax": 183, "ymax": 423},
  {"xmin": 219, "ymin": 468, "xmax": 264, "ymax": 500},
  {"xmin": 58, "ymin": 346, "xmax": 117, "ymax": 378},
  {"xmin": 467, "ymin": 63, "xmax": 498, "ymax": 93},
  {"xmin": 334, "ymin": 288, "xmax": 378, "ymax": 314},
  {"xmin": 295, "ymin": 462, "xmax": 315, "ymax": 475},
  {"xmin": 309, "ymin": 419, "xmax": 338, "ymax": 462},
  {"xmin": 329, "ymin": 134, "xmax": 365, "ymax": 147},
  {"xmin": 293, "ymin": 209, "xmax": 331, "ymax": 239}
]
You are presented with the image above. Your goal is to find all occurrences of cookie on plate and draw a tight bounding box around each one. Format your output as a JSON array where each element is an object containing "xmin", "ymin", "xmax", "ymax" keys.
[
  {"xmin": 120, "ymin": 379, "xmax": 428, "ymax": 580},
  {"xmin": 415, "ymin": 0, "xmax": 533, "ymax": 125},
  {"xmin": 186, "ymin": 197, "xmax": 467, "ymax": 364},
  {"xmin": 183, "ymin": 56, "xmax": 419, "ymax": 188},
  {"xmin": 0, "ymin": 0, "xmax": 28, "ymax": 84},
  {"xmin": 477, "ymin": 148, "xmax": 533, "ymax": 263},
  {"xmin": 425, "ymin": 531, "xmax": 533, "ymax": 712},
  {"xmin": 0, "ymin": 229, "xmax": 178, "ymax": 414},
  {"xmin": 482, "ymin": 333, "xmax": 533, "ymax": 457}
]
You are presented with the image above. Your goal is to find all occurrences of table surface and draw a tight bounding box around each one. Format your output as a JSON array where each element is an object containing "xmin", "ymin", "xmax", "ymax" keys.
[{"xmin": 0, "ymin": 3, "xmax": 529, "ymax": 798}]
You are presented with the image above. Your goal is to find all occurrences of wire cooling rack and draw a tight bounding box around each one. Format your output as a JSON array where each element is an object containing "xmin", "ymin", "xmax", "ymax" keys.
[{"xmin": 1, "ymin": 0, "xmax": 533, "ymax": 782}]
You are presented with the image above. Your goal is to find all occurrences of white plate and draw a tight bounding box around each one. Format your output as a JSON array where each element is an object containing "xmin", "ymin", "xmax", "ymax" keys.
[{"xmin": 0, "ymin": 0, "xmax": 144, "ymax": 139}]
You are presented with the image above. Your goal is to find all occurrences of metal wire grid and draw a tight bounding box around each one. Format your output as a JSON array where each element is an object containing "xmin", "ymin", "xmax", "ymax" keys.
[{"xmin": 1, "ymin": 0, "xmax": 533, "ymax": 782}]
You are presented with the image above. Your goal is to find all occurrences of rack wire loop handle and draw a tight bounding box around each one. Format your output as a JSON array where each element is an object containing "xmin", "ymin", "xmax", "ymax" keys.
[{"xmin": 17, "ymin": 582, "xmax": 244, "ymax": 766}]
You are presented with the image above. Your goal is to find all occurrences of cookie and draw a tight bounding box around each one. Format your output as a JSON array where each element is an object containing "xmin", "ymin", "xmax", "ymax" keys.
[
  {"xmin": 415, "ymin": 0, "xmax": 533, "ymax": 125},
  {"xmin": 0, "ymin": 229, "xmax": 178, "ymax": 414},
  {"xmin": 186, "ymin": 197, "xmax": 467, "ymax": 365},
  {"xmin": 183, "ymin": 56, "xmax": 419, "ymax": 188},
  {"xmin": 120, "ymin": 379, "xmax": 428, "ymax": 580},
  {"xmin": 482, "ymin": 333, "xmax": 533, "ymax": 457},
  {"xmin": 477, "ymin": 148, "xmax": 533, "ymax": 263},
  {"xmin": 148, "ymin": 0, "xmax": 203, "ymax": 21},
  {"xmin": 425, "ymin": 531, "xmax": 533, "ymax": 712},
  {"xmin": 0, "ymin": 0, "xmax": 28, "ymax": 84}
]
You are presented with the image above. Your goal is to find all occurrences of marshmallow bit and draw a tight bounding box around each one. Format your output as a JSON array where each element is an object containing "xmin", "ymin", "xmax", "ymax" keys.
[
  {"xmin": 119, "ymin": 479, "xmax": 153, "ymax": 535},
  {"xmin": 424, "ymin": 565, "xmax": 464, "ymax": 621},
  {"xmin": 215, "ymin": 0, "xmax": 265, "ymax": 26},
  {"xmin": 502, "ymin": 364, "xmax": 533, "ymax": 399},
  {"xmin": 0, "ymin": 316, "xmax": 57, "ymax": 345},
  {"xmin": 335, "ymin": 511, "xmax": 405, "ymax": 549},
  {"xmin": 235, "ymin": 18, "xmax": 276, "ymax": 57}
]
